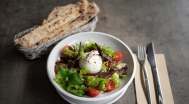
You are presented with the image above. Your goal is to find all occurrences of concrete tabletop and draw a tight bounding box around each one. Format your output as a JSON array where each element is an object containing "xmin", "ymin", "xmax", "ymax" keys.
[{"xmin": 0, "ymin": 0, "xmax": 188, "ymax": 104}]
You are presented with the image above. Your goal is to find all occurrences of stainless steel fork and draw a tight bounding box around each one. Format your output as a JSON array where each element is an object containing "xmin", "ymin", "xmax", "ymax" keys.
[{"xmin": 137, "ymin": 46, "xmax": 152, "ymax": 104}]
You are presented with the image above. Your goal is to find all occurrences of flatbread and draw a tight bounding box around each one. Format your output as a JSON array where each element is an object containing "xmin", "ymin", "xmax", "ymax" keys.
[
  {"xmin": 37, "ymin": 2, "xmax": 100, "ymax": 44},
  {"xmin": 42, "ymin": 4, "xmax": 74, "ymax": 25},
  {"xmin": 14, "ymin": 0, "xmax": 88, "ymax": 48},
  {"xmin": 42, "ymin": 0, "xmax": 89, "ymax": 25}
]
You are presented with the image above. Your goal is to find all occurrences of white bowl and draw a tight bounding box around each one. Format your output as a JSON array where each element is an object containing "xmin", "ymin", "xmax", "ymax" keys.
[{"xmin": 47, "ymin": 32, "xmax": 136, "ymax": 104}]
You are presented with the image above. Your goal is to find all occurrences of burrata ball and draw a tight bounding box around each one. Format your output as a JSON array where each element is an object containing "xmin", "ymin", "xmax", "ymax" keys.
[{"xmin": 79, "ymin": 50, "xmax": 102, "ymax": 74}]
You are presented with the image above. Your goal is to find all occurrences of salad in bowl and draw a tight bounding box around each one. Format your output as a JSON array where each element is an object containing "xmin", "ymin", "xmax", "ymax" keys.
[
  {"xmin": 47, "ymin": 32, "xmax": 136, "ymax": 104},
  {"xmin": 54, "ymin": 39, "xmax": 127, "ymax": 97}
]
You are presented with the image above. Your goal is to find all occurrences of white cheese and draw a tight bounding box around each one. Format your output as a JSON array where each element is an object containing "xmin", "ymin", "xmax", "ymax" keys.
[{"xmin": 79, "ymin": 50, "xmax": 102, "ymax": 74}]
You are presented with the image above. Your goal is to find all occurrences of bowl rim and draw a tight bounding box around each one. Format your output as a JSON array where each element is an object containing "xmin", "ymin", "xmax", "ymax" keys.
[{"xmin": 47, "ymin": 32, "xmax": 136, "ymax": 101}]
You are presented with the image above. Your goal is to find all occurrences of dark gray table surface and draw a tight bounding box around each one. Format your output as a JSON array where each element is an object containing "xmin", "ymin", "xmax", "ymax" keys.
[{"xmin": 0, "ymin": 0, "xmax": 189, "ymax": 104}]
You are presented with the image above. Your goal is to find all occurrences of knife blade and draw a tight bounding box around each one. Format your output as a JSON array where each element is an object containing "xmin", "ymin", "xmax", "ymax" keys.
[{"xmin": 147, "ymin": 42, "xmax": 164, "ymax": 104}]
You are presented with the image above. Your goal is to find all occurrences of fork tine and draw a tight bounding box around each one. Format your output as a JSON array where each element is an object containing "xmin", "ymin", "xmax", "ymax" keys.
[
  {"xmin": 142, "ymin": 46, "xmax": 144, "ymax": 58},
  {"xmin": 140, "ymin": 46, "xmax": 143, "ymax": 56},
  {"xmin": 143, "ymin": 46, "xmax": 146, "ymax": 59},
  {"xmin": 138, "ymin": 46, "xmax": 142, "ymax": 58},
  {"xmin": 137, "ymin": 46, "xmax": 139, "ymax": 57},
  {"xmin": 139, "ymin": 46, "xmax": 141, "ymax": 57},
  {"xmin": 137, "ymin": 46, "xmax": 146, "ymax": 59},
  {"xmin": 138, "ymin": 46, "xmax": 140, "ymax": 58}
]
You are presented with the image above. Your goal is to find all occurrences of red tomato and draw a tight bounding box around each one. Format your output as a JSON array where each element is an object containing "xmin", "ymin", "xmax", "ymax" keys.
[
  {"xmin": 105, "ymin": 80, "xmax": 115, "ymax": 92},
  {"xmin": 113, "ymin": 51, "xmax": 123, "ymax": 62},
  {"xmin": 87, "ymin": 87, "xmax": 100, "ymax": 97},
  {"xmin": 62, "ymin": 45, "xmax": 73, "ymax": 56},
  {"xmin": 54, "ymin": 62, "xmax": 66, "ymax": 74}
]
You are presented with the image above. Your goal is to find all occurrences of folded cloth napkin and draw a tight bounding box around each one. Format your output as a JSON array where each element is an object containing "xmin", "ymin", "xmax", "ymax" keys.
[{"xmin": 134, "ymin": 54, "xmax": 174, "ymax": 104}]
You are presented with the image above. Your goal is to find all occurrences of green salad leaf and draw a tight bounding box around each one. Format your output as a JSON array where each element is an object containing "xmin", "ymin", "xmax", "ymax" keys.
[
  {"xmin": 79, "ymin": 68, "xmax": 89, "ymax": 78},
  {"xmin": 63, "ymin": 47, "xmax": 78, "ymax": 57},
  {"xmin": 58, "ymin": 66, "xmax": 70, "ymax": 76},
  {"xmin": 72, "ymin": 43, "xmax": 85, "ymax": 59},
  {"xmin": 54, "ymin": 72, "xmax": 67, "ymax": 89},
  {"xmin": 101, "ymin": 61, "xmax": 119, "ymax": 72},
  {"xmin": 68, "ymin": 72, "xmax": 84, "ymax": 85},
  {"xmin": 111, "ymin": 73, "xmax": 121, "ymax": 88},
  {"xmin": 119, "ymin": 72, "xmax": 127, "ymax": 78},
  {"xmin": 67, "ymin": 85, "xmax": 87, "ymax": 97},
  {"xmin": 100, "ymin": 45, "xmax": 115, "ymax": 57},
  {"xmin": 54, "ymin": 66, "xmax": 86, "ymax": 97},
  {"xmin": 72, "ymin": 43, "xmax": 80, "ymax": 52},
  {"xmin": 86, "ymin": 76, "xmax": 109, "ymax": 91},
  {"xmin": 83, "ymin": 40, "xmax": 97, "ymax": 51},
  {"xmin": 101, "ymin": 61, "xmax": 109, "ymax": 72},
  {"xmin": 57, "ymin": 66, "xmax": 70, "ymax": 81}
]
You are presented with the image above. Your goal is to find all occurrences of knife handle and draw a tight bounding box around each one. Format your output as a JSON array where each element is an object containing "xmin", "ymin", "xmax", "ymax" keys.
[{"xmin": 152, "ymin": 68, "xmax": 164, "ymax": 104}]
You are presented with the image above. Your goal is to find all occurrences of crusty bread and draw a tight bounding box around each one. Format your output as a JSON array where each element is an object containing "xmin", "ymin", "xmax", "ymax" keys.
[{"xmin": 14, "ymin": 0, "xmax": 99, "ymax": 48}]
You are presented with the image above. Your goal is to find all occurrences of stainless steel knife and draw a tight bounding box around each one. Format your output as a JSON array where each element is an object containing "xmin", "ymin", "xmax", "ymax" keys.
[{"xmin": 147, "ymin": 42, "xmax": 164, "ymax": 104}]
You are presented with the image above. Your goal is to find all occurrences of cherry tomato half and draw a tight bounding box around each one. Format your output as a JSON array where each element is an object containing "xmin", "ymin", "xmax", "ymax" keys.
[
  {"xmin": 62, "ymin": 45, "xmax": 73, "ymax": 56},
  {"xmin": 112, "ymin": 51, "xmax": 123, "ymax": 62},
  {"xmin": 54, "ymin": 62, "xmax": 66, "ymax": 74},
  {"xmin": 87, "ymin": 87, "xmax": 100, "ymax": 97},
  {"xmin": 105, "ymin": 80, "xmax": 115, "ymax": 92}
]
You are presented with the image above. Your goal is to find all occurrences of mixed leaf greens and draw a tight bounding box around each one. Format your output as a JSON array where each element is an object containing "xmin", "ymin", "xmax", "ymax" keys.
[{"xmin": 54, "ymin": 40, "xmax": 127, "ymax": 97}]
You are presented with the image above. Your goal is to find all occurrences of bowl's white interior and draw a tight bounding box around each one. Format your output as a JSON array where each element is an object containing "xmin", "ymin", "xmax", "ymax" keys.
[{"xmin": 47, "ymin": 32, "xmax": 136, "ymax": 101}]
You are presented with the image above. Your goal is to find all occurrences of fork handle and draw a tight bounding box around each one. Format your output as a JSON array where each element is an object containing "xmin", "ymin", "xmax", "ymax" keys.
[
  {"xmin": 143, "ymin": 65, "xmax": 152, "ymax": 104},
  {"xmin": 152, "ymin": 68, "xmax": 164, "ymax": 104}
]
